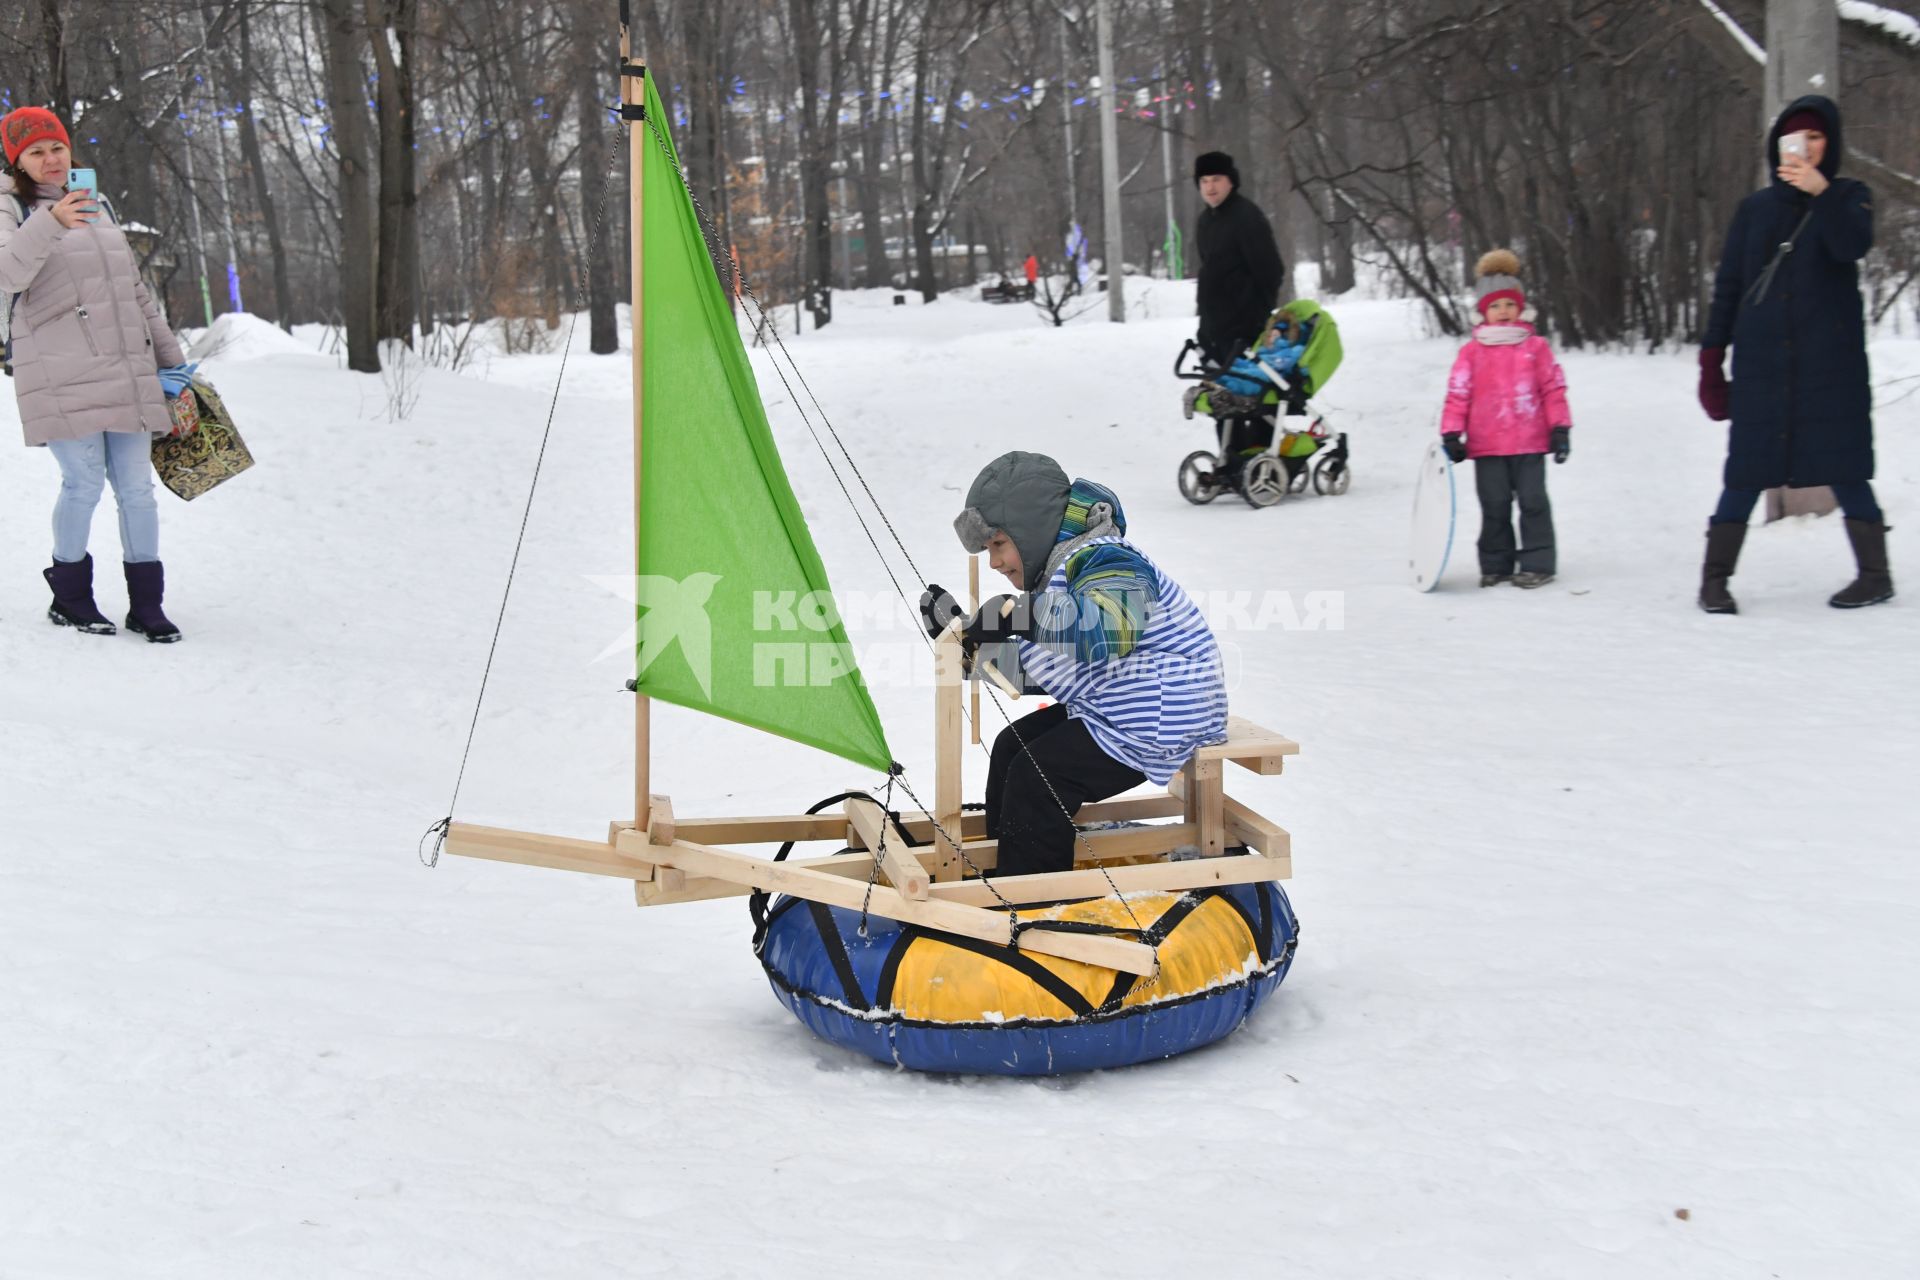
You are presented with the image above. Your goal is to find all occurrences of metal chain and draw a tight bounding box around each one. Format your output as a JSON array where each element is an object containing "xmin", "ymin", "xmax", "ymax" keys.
[{"xmin": 855, "ymin": 771, "xmax": 898, "ymax": 937}]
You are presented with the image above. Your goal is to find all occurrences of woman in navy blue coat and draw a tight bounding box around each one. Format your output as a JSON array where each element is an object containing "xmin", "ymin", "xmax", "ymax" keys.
[{"xmin": 1695, "ymin": 96, "xmax": 1890, "ymax": 613}]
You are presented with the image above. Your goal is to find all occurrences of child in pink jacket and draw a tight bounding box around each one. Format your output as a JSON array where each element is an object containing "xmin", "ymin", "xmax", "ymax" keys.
[{"xmin": 1441, "ymin": 249, "xmax": 1573, "ymax": 588}]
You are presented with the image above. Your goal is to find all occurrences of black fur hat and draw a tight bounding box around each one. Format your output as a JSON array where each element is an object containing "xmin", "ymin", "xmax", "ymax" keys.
[{"xmin": 1192, "ymin": 150, "xmax": 1239, "ymax": 189}]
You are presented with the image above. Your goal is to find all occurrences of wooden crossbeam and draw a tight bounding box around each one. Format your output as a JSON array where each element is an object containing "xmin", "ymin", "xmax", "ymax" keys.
[
  {"xmin": 845, "ymin": 798, "xmax": 929, "ymax": 900},
  {"xmin": 954, "ymin": 822, "xmax": 1200, "ymax": 874},
  {"xmin": 444, "ymin": 822, "xmax": 659, "ymax": 881},
  {"xmin": 635, "ymin": 847, "xmax": 884, "ymax": 907},
  {"xmin": 637, "ymin": 820, "xmax": 1202, "ymax": 905},
  {"xmin": 926, "ymin": 852, "xmax": 1289, "ymax": 907},
  {"xmin": 852, "ymin": 794, "xmax": 1185, "ymax": 849},
  {"xmin": 633, "ymin": 810, "xmax": 1201, "ymax": 907},
  {"xmin": 674, "ymin": 813, "xmax": 849, "ymax": 845},
  {"xmin": 619, "ymin": 831, "xmax": 1157, "ymax": 976},
  {"xmin": 670, "ymin": 800, "xmax": 1185, "ymax": 848}
]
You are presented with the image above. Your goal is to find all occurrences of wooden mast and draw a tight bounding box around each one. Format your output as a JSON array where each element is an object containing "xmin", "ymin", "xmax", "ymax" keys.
[{"xmin": 622, "ymin": 15, "xmax": 650, "ymax": 829}]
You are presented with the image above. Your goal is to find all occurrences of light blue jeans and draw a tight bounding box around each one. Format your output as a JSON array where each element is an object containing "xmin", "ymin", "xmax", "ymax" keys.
[{"xmin": 47, "ymin": 430, "xmax": 160, "ymax": 564}]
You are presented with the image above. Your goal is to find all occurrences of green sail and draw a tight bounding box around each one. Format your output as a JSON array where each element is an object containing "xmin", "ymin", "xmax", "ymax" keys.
[{"xmin": 633, "ymin": 74, "xmax": 893, "ymax": 775}]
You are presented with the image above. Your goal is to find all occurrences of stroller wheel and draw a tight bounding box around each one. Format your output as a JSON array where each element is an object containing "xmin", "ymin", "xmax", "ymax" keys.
[
  {"xmin": 1178, "ymin": 451, "xmax": 1223, "ymax": 505},
  {"xmin": 1285, "ymin": 457, "xmax": 1312, "ymax": 494},
  {"xmin": 1312, "ymin": 454, "xmax": 1352, "ymax": 496},
  {"xmin": 1239, "ymin": 456, "xmax": 1288, "ymax": 508}
]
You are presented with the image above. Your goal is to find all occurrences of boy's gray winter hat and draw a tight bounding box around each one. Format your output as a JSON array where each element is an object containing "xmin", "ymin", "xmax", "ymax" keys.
[{"xmin": 953, "ymin": 451, "xmax": 1071, "ymax": 592}]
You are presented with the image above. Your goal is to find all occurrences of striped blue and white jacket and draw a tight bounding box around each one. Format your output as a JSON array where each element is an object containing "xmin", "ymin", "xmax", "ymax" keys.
[{"xmin": 1014, "ymin": 481, "xmax": 1228, "ymax": 783}]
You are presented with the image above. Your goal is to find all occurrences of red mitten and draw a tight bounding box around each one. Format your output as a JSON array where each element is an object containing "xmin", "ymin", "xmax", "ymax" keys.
[{"xmin": 1698, "ymin": 347, "xmax": 1730, "ymax": 422}]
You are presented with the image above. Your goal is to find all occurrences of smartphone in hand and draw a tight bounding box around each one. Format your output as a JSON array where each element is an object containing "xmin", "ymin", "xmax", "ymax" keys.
[
  {"xmin": 66, "ymin": 167, "xmax": 100, "ymax": 214},
  {"xmin": 1779, "ymin": 132, "xmax": 1808, "ymax": 162}
]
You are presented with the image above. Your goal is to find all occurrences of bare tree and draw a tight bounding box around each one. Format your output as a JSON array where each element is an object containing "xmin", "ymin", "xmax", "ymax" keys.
[{"xmin": 317, "ymin": 0, "xmax": 381, "ymax": 370}]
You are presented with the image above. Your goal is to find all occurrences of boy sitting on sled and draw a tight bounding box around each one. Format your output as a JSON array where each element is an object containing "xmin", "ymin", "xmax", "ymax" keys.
[{"xmin": 919, "ymin": 451, "xmax": 1228, "ymax": 878}]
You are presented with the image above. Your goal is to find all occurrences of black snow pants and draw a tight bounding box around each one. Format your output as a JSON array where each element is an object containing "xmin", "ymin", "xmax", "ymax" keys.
[
  {"xmin": 1473, "ymin": 453, "xmax": 1555, "ymax": 575},
  {"xmin": 984, "ymin": 704, "xmax": 1146, "ymax": 878}
]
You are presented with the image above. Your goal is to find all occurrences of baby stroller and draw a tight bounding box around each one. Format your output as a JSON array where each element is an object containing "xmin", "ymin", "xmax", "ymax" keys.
[{"xmin": 1173, "ymin": 300, "xmax": 1351, "ymax": 509}]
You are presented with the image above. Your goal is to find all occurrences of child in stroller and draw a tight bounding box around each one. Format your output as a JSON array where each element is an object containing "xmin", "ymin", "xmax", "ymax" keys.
[{"xmin": 1174, "ymin": 301, "xmax": 1351, "ymax": 509}]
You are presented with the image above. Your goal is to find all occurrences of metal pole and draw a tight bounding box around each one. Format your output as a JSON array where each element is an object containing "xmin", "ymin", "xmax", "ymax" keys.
[
  {"xmin": 171, "ymin": 14, "xmax": 215, "ymax": 326},
  {"xmin": 1060, "ymin": 16, "xmax": 1076, "ymax": 228},
  {"xmin": 202, "ymin": 58, "xmax": 245, "ymax": 314},
  {"xmin": 1159, "ymin": 68, "xmax": 1178, "ymax": 280},
  {"xmin": 1096, "ymin": 0, "xmax": 1124, "ymax": 321}
]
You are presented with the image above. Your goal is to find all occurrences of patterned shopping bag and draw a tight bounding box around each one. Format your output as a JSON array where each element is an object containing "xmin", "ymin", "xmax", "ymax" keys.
[{"xmin": 152, "ymin": 376, "xmax": 255, "ymax": 501}]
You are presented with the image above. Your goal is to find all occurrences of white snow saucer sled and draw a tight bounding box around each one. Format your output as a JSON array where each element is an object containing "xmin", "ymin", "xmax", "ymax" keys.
[{"xmin": 432, "ymin": 34, "xmax": 1303, "ymax": 1076}]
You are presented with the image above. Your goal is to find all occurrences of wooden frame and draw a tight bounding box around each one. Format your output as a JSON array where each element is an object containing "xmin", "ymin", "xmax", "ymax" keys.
[
  {"xmin": 441, "ymin": 30, "xmax": 1300, "ymax": 986},
  {"xmin": 443, "ymin": 576, "xmax": 1299, "ymax": 980}
]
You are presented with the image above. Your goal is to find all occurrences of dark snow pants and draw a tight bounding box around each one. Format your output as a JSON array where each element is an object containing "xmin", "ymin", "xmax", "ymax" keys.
[
  {"xmin": 985, "ymin": 704, "xmax": 1146, "ymax": 878},
  {"xmin": 1473, "ymin": 453, "xmax": 1555, "ymax": 575}
]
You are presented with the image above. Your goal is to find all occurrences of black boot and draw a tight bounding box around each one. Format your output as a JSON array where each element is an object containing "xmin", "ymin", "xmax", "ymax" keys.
[
  {"xmin": 1829, "ymin": 519, "xmax": 1894, "ymax": 609},
  {"xmin": 1699, "ymin": 522, "xmax": 1746, "ymax": 615},
  {"xmin": 123, "ymin": 560, "xmax": 182, "ymax": 643},
  {"xmin": 44, "ymin": 554, "xmax": 117, "ymax": 635}
]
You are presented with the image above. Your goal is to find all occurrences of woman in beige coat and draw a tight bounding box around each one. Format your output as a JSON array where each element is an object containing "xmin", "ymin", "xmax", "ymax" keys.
[{"xmin": 1, "ymin": 106, "xmax": 189, "ymax": 641}]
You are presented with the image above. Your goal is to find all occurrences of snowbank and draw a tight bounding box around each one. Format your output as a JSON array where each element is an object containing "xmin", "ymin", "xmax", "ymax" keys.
[{"xmin": 185, "ymin": 311, "xmax": 325, "ymax": 362}]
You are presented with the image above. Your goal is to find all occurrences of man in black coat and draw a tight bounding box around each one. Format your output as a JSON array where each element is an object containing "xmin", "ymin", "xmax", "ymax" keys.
[
  {"xmin": 1191, "ymin": 151, "xmax": 1286, "ymax": 473},
  {"xmin": 1695, "ymin": 95, "xmax": 1891, "ymax": 614},
  {"xmin": 1192, "ymin": 151, "xmax": 1285, "ymax": 367}
]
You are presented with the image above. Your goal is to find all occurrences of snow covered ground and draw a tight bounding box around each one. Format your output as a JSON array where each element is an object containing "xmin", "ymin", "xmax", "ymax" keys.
[{"xmin": 2, "ymin": 279, "xmax": 1917, "ymax": 1277}]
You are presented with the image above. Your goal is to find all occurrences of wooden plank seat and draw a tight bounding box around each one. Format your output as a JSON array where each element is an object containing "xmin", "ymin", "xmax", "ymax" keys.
[{"xmin": 1192, "ymin": 715, "xmax": 1301, "ymax": 775}]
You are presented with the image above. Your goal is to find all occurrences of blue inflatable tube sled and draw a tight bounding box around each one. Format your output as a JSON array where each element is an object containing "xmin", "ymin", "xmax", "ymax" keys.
[{"xmin": 756, "ymin": 881, "xmax": 1298, "ymax": 1075}]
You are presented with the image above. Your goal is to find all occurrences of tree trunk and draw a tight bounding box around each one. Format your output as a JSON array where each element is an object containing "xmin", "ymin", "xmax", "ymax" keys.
[
  {"xmin": 857, "ymin": 120, "xmax": 891, "ymax": 288},
  {"xmin": 236, "ymin": 1, "xmax": 295, "ymax": 330},
  {"xmin": 579, "ymin": 61, "xmax": 618, "ymax": 353},
  {"xmin": 38, "ymin": 0, "xmax": 72, "ymax": 119},
  {"xmin": 910, "ymin": 33, "xmax": 938, "ymax": 301},
  {"xmin": 317, "ymin": 0, "xmax": 381, "ymax": 372},
  {"xmin": 365, "ymin": 0, "xmax": 419, "ymax": 345},
  {"xmin": 682, "ymin": 2, "xmax": 735, "ymax": 301},
  {"xmin": 1764, "ymin": 0, "xmax": 1841, "ymax": 519},
  {"xmin": 788, "ymin": 0, "xmax": 841, "ymax": 328}
]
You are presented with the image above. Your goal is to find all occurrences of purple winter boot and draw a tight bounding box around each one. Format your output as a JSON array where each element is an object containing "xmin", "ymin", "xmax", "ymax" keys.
[
  {"xmin": 123, "ymin": 560, "xmax": 182, "ymax": 644},
  {"xmin": 44, "ymin": 555, "xmax": 117, "ymax": 635}
]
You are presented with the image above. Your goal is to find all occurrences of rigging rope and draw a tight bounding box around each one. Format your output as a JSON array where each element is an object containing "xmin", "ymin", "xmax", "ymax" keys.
[
  {"xmin": 421, "ymin": 115, "xmax": 627, "ymax": 868},
  {"xmin": 428, "ymin": 98, "xmax": 1162, "ymax": 957}
]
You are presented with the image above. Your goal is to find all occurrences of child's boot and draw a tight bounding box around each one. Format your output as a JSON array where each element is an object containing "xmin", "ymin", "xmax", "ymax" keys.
[{"xmin": 1699, "ymin": 522, "xmax": 1746, "ymax": 614}]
